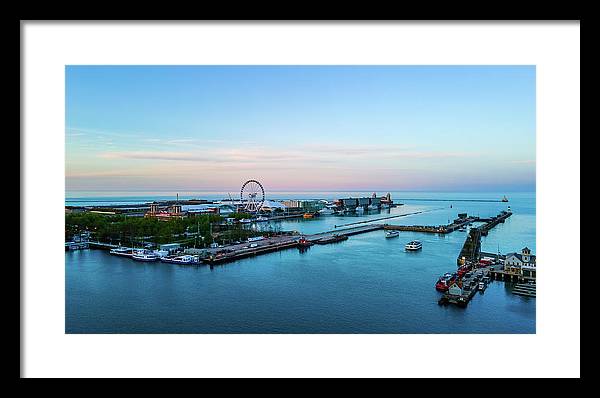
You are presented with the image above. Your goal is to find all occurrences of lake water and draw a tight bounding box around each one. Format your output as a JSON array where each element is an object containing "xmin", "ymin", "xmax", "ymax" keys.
[{"xmin": 65, "ymin": 192, "xmax": 535, "ymax": 333}]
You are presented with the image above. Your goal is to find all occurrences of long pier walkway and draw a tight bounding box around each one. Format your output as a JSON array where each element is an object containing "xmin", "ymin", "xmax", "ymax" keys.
[{"xmin": 333, "ymin": 207, "xmax": 445, "ymax": 229}]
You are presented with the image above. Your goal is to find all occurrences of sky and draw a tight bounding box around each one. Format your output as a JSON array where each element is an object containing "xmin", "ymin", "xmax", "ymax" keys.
[{"xmin": 65, "ymin": 65, "xmax": 535, "ymax": 195}]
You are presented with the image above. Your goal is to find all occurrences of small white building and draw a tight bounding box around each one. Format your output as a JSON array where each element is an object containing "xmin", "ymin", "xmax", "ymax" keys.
[{"xmin": 448, "ymin": 283, "xmax": 463, "ymax": 296}]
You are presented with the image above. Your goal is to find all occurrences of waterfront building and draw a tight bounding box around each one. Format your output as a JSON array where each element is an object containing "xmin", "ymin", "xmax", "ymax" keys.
[
  {"xmin": 358, "ymin": 197, "xmax": 370, "ymax": 207},
  {"xmin": 281, "ymin": 199, "xmax": 303, "ymax": 209},
  {"xmin": 341, "ymin": 198, "xmax": 358, "ymax": 210},
  {"xmin": 145, "ymin": 202, "xmax": 184, "ymax": 220},
  {"xmin": 259, "ymin": 200, "xmax": 288, "ymax": 212},
  {"xmin": 369, "ymin": 197, "xmax": 381, "ymax": 207},
  {"xmin": 504, "ymin": 247, "xmax": 536, "ymax": 279}
]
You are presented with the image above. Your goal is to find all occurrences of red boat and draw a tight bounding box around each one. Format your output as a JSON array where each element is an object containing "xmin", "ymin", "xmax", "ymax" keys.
[
  {"xmin": 457, "ymin": 265, "xmax": 471, "ymax": 277},
  {"xmin": 435, "ymin": 273, "xmax": 457, "ymax": 292},
  {"xmin": 297, "ymin": 236, "xmax": 313, "ymax": 248}
]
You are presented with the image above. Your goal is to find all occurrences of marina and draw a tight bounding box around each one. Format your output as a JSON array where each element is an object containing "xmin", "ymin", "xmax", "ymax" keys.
[{"xmin": 66, "ymin": 191, "xmax": 536, "ymax": 333}]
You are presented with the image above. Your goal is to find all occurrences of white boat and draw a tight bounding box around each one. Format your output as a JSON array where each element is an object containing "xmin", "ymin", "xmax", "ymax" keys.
[
  {"xmin": 458, "ymin": 227, "xmax": 467, "ymax": 232},
  {"xmin": 355, "ymin": 206, "xmax": 365, "ymax": 213},
  {"xmin": 132, "ymin": 249, "xmax": 159, "ymax": 262},
  {"xmin": 161, "ymin": 254, "xmax": 198, "ymax": 265},
  {"xmin": 380, "ymin": 203, "xmax": 390, "ymax": 209},
  {"xmin": 405, "ymin": 240, "xmax": 422, "ymax": 251},
  {"xmin": 385, "ymin": 230, "xmax": 399, "ymax": 238},
  {"xmin": 109, "ymin": 247, "xmax": 132, "ymax": 257},
  {"xmin": 240, "ymin": 218, "xmax": 252, "ymax": 223},
  {"xmin": 367, "ymin": 204, "xmax": 379, "ymax": 211},
  {"xmin": 256, "ymin": 216, "xmax": 269, "ymax": 222},
  {"xmin": 318, "ymin": 207, "xmax": 335, "ymax": 215},
  {"xmin": 478, "ymin": 281, "xmax": 487, "ymax": 291}
]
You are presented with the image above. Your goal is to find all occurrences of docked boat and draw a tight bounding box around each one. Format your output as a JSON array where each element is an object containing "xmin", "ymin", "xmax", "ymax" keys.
[
  {"xmin": 240, "ymin": 218, "xmax": 253, "ymax": 223},
  {"xmin": 109, "ymin": 247, "xmax": 133, "ymax": 257},
  {"xmin": 131, "ymin": 249, "xmax": 159, "ymax": 262},
  {"xmin": 256, "ymin": 216, "xmax": 269, "ymax": 222},
  {"xmin": 380, "ymin": 203, "xmax": 390, "ymax": 209},
  {"xmin": 355, "ymin": 206, "xmax": 365, "ymax": 213},
  {"xmin": 458, "ymin": 227, "xmax": 467, "ymax": 232},
  {"xmin": 318, "ymin": 207, "xmax": 335, "ymax": 215},
  {"xmin": 367, "ymin": 204, "xmax": 378, "ymax": 211},
  {"xmin": 478, "ymin": 281, "xmax": 487, "ymax": 291},
  {"xmin": 405, "ymin": 240, "xmax": 422, "ymax": 251},
  {"xmin": 297, "ymin": 236, "xmax": 314, "ymax": 248},
  {"xmin": 385, "ymin": 230, "xmax": 399, "ymax": 238},
  {"xmin": 435, "ymin": 272, "xmax": 457, "ymax": 292},
  {"xmin": 303, "ymin": 213, "xmax": 314, "ymax": 219},
  {"xmin": 160, "ymin": 254, "xmax": 198, "ymax": 265}
]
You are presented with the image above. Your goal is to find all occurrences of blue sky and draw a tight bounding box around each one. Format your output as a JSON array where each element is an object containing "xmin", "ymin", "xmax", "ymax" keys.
[{"xmin": 65, "ymin": 65, "xmax": 535, "ymax": 194}]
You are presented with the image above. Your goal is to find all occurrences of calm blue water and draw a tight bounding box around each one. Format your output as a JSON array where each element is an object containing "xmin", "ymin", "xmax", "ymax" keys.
[{"xmin": 66, "ymin": 192, "xmax": 535, "ymax": 333}]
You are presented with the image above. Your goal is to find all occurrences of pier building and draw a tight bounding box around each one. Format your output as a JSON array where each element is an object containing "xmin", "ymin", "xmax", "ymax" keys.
[{"xmin": 504, "ymin": 247, "xmax": 536, "ymax": 279}]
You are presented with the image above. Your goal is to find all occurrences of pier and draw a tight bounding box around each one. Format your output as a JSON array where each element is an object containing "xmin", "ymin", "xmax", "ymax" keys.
[
  {"xmin": 489, "ymin": 267, "xmax": 535, "ymax": 284},
  {"xmin": 384, "ymin": 215, "xmax": 478, "ymax": 234},
  {"xmin": 438, "ymin": 267, "xmax": 493, "ymax": 307},
  {"xmin": 457, "ymin": 211, "xmax": 512, "ymax": 265},
  {"xmin": 333, "ymin": 208, "xmax": 444, "ymax": 229}
]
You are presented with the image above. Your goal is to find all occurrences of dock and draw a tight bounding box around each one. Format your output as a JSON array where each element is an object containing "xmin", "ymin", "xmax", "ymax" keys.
[
  {"xmin": 489, "ymin": 267, "xmax": 535, "ymax": 284},
  {"xmin": 511, "ymin": 283, "xmax": 536, "ymax": 297},
  {"xmin": 203, "ymin": 239, "xmax": 300, "ymax": 265},
  {"xmin": 457, "ymin": 211, "xmax": 512, "ymax": 265},
  {"xmin": 438, "ymin": 267, "xmax": 492, "ymax": 307}
]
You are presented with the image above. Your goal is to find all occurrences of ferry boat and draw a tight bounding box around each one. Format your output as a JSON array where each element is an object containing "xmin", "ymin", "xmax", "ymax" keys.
[
  {"xmin": 109, "ymin": 247, "xmax": 133, "ymax": 257},
  {"xmin": 435, "ymin": 272, "xmax": 457, "ymax": 292},
  {"xmin": 501, "ymin": 195, "xmax": 509, "ymax": 202},
  {"xmin": 405, "ymin": 240, "xmax": 423, "ymax": 251},
  {"xmin": 131, "ymin": 249, "xmax": 159, "ymax": 262},
  {"xmin": 160, "ymin": 254, "xmax": 198, "ymax": 265},
  {"xmin": 385, "ymin": 230, "xmax": 400, "ymax": 238}
]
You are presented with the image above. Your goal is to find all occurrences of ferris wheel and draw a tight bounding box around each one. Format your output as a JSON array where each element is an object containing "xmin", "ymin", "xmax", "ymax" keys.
[{"xmin": 240, "ymin": 179, "xmax": 265, "ymax": 213}]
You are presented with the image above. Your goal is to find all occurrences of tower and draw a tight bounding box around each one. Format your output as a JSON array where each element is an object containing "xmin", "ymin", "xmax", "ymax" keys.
[{"xmin": 521, "ymin": 247, "xmax": 531, "ymax": 263}]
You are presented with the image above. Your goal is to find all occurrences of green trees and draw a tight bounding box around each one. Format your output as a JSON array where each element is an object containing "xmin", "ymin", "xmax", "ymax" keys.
[{"xmin": 65, "ymin": 213, "xmax": 223, "ymax": 247}]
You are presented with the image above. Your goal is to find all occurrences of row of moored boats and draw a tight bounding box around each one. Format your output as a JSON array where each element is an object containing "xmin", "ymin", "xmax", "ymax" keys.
[{"xmin": 109, "ymin": 247, "xmax": 200, "ymax": 264}]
